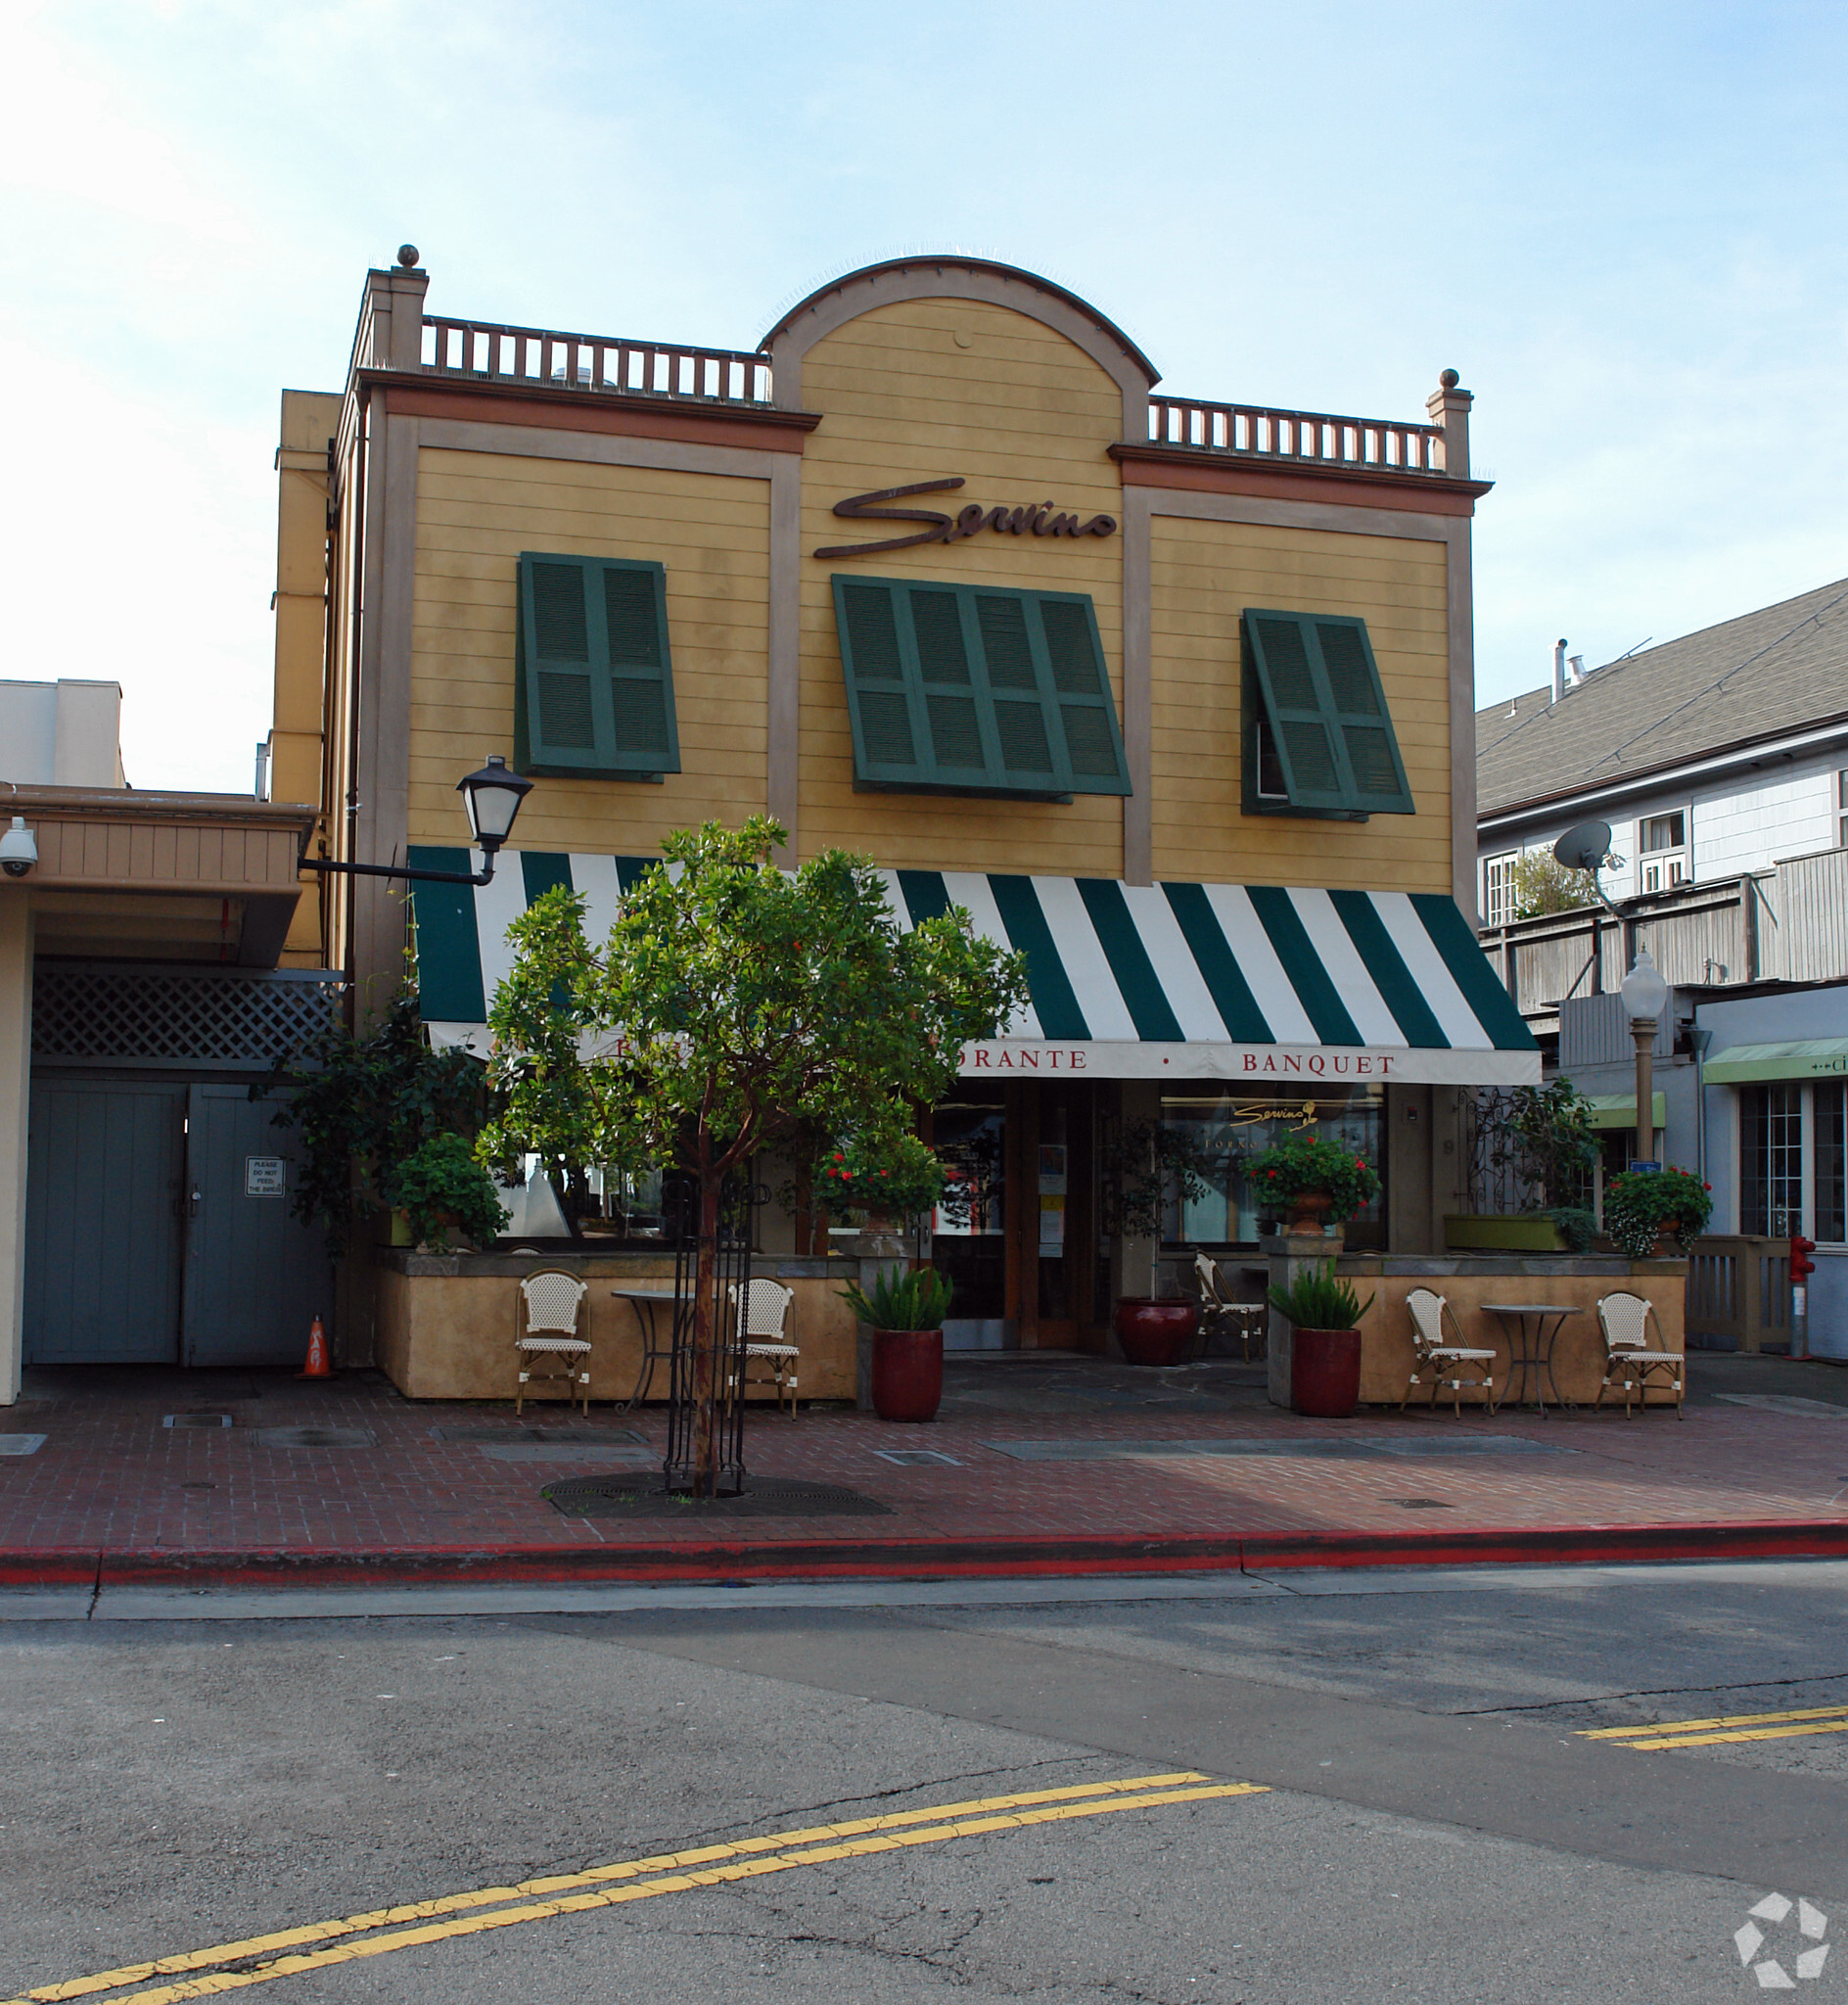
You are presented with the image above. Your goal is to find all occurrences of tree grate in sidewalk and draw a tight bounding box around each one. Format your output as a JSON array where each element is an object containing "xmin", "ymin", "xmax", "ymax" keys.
[
  {"xmin": 542, "ymin": 1474, "xmax": 895, "ymax": 1518},
  {"xmin": 254, "ymin": 1427, "xmax": 376, "ymax": 1449},
  {"xmin": 431, "ymin": 1426, "xmax": 646, "ymax": 1445}
]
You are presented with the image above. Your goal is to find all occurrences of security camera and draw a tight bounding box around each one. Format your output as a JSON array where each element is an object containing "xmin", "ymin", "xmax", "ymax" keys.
[{"xmin": 0, "ymin": 817, "xmax": 37, "ymax": 879}]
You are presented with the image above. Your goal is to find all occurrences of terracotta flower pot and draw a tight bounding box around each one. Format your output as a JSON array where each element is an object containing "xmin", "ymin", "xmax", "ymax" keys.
[
  {"xmin": 1286, "ymin": 1191, "xmax": 1334, "ymax": 1235},
  {"xmin": 870, "ymin": 1328, "xmax": 944, "ymax": 1422},
  {"xmin": 1112, "ymin": 1297, "xmax": 1201, "ymax": 1368},
  {"xmin": 1290, "ymin": 1327, "xmax": 1362, "ymax": 1418}
]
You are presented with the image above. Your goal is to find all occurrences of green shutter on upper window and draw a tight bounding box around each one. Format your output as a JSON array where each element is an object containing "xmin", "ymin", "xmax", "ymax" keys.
[
  {"xmin": 832, "ymin": 576, "xmax": 1130, "ymax": 799},
  {"xmin": 515, "ymin": 553, "xmax": 679, "ymax": 779},
  {"xmin": 1242, "ymin": 609, "xmax": 1412, "ymax": 816}
]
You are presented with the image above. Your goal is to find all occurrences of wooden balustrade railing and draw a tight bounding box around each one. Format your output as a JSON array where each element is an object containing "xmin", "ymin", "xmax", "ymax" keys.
[
  {"xmin": 1685, "ymin": 1236, "xmax": 1793, "ymax": 1353},
  {"xmin": 1146, "ymin": 396, "xmax": 1445, "ymax": 473},
  {"xmin": 419, "ymin": 318, "xmax": 774, "ymax": 405},
  {"xmin": 411, "ymin": 319, "xmax": 1447, "ymax": 458}
]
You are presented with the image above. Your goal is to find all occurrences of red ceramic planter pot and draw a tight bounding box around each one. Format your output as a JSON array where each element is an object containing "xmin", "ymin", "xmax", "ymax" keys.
[
  {"xmin": 870, "ymin": 1328, "xmax": 944, "ymax": 1422},
  {"xmin": 1112, "ymin": 1297, "xmax": 1201, "ymax": 1368},
  {"xmin": 1290, "ymin": 1327, "xmax": 1362, "ymax": 1418}
]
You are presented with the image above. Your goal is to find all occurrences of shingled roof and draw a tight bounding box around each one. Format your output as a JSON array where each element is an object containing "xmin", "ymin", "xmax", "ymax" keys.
[{"xmin": 1477, "ymin": 576, "xmax": 1848, "ymax": 819}]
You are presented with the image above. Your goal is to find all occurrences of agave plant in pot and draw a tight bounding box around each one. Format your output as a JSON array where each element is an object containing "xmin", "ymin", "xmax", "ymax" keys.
[
  {"xmin": 838, "ymin": 1266, "xmax": 954, "ymax": 1422},
  {"xmin": 1268, "ymin": 1261, "xmax": 1376, "ymax": 1419}
]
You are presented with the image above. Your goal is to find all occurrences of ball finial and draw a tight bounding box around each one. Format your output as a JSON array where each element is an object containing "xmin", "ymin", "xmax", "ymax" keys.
[
  {"xmin": 1439, "ymin": 367, "xmax": 1460, "ymax": 390},
  {"xmin": 396, "ymin": 244, "xmax": 421, "ymax": 269}
]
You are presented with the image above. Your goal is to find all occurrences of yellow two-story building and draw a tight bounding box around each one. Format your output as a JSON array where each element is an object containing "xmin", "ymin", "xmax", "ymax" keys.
[{"xmin": 278, "ymin": 249, "xmax": 1536, "ymax": 1358}]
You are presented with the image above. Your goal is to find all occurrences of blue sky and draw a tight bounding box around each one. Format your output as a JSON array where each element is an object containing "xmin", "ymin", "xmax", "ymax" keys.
[{"xmin": 5, "ymin": 1, "xmax": 1844, "ymax": 792}]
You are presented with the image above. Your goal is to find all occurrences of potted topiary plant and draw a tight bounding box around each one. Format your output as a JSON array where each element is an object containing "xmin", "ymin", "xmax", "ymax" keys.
[
  {"xmin": 390, "ymin": 1132, "xmax": 510, "ymax": 1252},
  {"xmin": 1603, "ymin": 1164, "xmax": 1713, "ymax": 1260},
  {"xmin": 838, "ymin": 1266, "xmax": 954, "ymax": 1422},
  {"xmin": 1268, "ymin": 1261, "xmax": 1376, "ymax": 1419},
  {"xmin": 1245, "ymin": 1137, "xmax": 1381, "ymax": 1238}
]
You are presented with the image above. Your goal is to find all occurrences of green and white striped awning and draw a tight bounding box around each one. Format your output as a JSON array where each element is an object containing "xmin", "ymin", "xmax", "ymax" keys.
[{"xmin": 407, "ymin": 848, "xmax": 1539, "ymax": 1087}]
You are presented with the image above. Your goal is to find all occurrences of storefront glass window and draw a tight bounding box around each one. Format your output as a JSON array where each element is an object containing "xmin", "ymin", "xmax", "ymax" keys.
[
  {"xmin": 1817, "ymin": 1082, "xmax": 1846, "ymax": 1245},
  {"xmin": 1740, "ymin": 1084, "xmax": 1804, "ymax": 1236},
  {"xmin": 931, "ymin": 1096, "xmax": 1007, "ymax": 1323},
  {"xmin": 1159, "ymin": 1087, "xmax": 1385, "ymax": 1249}
]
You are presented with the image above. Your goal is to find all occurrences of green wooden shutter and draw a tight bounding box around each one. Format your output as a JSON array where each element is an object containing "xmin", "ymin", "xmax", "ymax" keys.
[
  {"xmin": 516, "ymin": 553, "xmax": 679, "ymax": 779},
  {"xmin": 973, "ymin": 592, "xmax": 1064, "ymax": 790},
  {"xmin": 1242, "ymin": 609, "xmax": 1412, "ymax": 816},
  {"xmin": 832, "ymin": 576, "xmax": 1130, "ymax": 798},
  {"xmin": 1313, "ymin": 617, "xmax": 1410, "ymax": 810},
  {"xmin": 836, "ymin": 578, "xmax": 927, "ymax": 784},
  {"xmin": 1037, "ymin": 594, "xmax": 1129, "ymax": 792}
]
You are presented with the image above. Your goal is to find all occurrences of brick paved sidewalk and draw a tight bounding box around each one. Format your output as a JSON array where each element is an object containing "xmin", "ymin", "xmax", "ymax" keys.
[{"xmin": 2, "ymin": 1351, "xmax": 1846, "ymax": 1585}]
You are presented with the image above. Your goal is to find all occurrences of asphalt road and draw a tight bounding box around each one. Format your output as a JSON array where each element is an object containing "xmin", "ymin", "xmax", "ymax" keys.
[{"xmin": 3, "ymin": 1559, "xmax": 1846, "ymax": 2003}]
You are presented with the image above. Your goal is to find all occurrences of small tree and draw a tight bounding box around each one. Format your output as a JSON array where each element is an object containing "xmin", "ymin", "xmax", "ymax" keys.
[
  {"xmin": 1510, "ymin": 851, "xmax": 1600, "ymax": 920},
  {"xmin": 478, "ymin": 816, "xmax": 1028, "ymax": 1494}
]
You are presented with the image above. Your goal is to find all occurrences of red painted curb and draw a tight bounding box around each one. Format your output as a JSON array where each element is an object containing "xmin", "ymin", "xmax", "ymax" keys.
[
  {"xmin": 0, "ymin": 1553, "xmax": 99, "ymax": 1589},
  {"xmin": 0, "ymin": 1518, "xmax": 1843, "ymax": 1592}
]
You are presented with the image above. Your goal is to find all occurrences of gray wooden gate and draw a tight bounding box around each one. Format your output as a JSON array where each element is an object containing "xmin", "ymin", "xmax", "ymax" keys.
[
  {"xmin": 23, "ymin": 1078, "xmax": 187, "ymax": 1364},
  {"xmin": 180, "ymin": 1085, "xmax": 331, "ymax": 1367},
  {"xmin": 23, "ymin": 1080, "xmax": 331, "ymax": 1368}
]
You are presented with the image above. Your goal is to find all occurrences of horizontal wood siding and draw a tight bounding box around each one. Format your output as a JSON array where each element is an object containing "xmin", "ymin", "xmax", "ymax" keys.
[
  {"xmin": 798, "ymin": 300, "xmax": 1126, "ymax": 875},
  {"xmin": 29, "ymin": 819, "xmax": 300, "ymax": 891},
  {"xmin": 1149, "ymin": 517, "xmax": 1452, "ymax": 891},
  {"xmin": 410, "ymin": 447, "xmax": 770, "ymax": 853}
]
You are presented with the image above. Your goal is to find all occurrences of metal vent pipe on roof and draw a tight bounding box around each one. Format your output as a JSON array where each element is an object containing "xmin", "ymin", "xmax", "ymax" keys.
[
  {"xmin": 1552, "ymin": 638, "xmax": 1567, "ymax": 704},
  {"xmin": 1568, "ymin": 654, "xmax": 1586, "ymax": 684}
]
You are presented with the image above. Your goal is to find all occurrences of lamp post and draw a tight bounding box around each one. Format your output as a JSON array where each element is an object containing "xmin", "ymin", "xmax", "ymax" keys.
[
  {"xmin": 303, "ymin": 756, "xmax": 534, "ymax": 886},
  {"xmin": 1619, "ymin": 945, "xmax": 1669, "ymax": 1170}
]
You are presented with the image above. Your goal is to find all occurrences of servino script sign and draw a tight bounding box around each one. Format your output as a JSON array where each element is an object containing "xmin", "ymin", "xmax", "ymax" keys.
[{"xmin": 815, "ymin": 478, "xmax": 1118, "ymax": 559}]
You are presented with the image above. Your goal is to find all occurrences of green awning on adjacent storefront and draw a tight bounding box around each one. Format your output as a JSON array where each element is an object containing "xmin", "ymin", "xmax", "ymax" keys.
[
  {"xmin": 1702, "ymin": 1039, "xmax": 1848, "ymax": 1085},
  {"xmin": 1584, "ymin": 1092, "xmax": 1667, "ymax": 1130}
]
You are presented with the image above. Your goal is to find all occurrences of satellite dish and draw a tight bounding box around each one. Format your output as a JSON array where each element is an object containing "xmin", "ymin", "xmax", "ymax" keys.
[{"xmin": 1552, "ymin": 820, "xmax": 1613, "ymax": 871}]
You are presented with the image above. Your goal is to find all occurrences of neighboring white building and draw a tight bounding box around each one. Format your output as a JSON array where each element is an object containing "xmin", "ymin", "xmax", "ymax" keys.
[
  {"xmin": 0, "ymin": 680, "xmax": 127, "ymax": 789},
  {"xmin": 1474, "ymin": 578, "xmax": 1848, "ymax": 1357},
  {"xmin": 1475, "ymin": 579, "xmax": 1848, "ymax": 923}
]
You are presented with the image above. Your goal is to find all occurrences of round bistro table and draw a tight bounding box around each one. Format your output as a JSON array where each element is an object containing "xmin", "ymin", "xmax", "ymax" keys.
[
  {"xmin": 609, "ymin": 1287, "xmax": 682, "ymax": 1412},
  {"xmin": 1481, "ymin": 1301, "xmax": 1586, "ymax": 1416}
]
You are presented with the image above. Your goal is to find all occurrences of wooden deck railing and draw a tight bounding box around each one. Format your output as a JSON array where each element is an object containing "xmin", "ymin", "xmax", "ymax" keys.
[
  {"xmin": 420, "ymin": 318, "xmax": 774, "ymax": 405},
  {"xmin": 1685, "ymin": 1236, "xmax": 1793, "ymax": 1353},
  {"xmin": 1146, "ymin": 396, "xmax": 1446, "ymax": 473}
]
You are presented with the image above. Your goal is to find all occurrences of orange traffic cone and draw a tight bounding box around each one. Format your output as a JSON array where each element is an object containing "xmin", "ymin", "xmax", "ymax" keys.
[{"xmin": 297, "ymin": 1314, "xmax": 333, "ymax": 1379}]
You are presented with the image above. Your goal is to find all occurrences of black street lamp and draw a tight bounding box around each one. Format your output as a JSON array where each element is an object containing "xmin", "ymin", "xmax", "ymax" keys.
[{"xmin": 303, "ymin": 756, "xmax": 534, "ymax": 887}]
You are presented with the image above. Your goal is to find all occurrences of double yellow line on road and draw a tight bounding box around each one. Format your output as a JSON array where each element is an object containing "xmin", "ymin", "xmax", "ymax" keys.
[
  {"xmin": 4, "ymin": 1771, "xmax": 1266, "ymax": 2005},
  {"xmin": 1582, "ymin": 1702, "xmax": 1848, "ymax": 1751}
]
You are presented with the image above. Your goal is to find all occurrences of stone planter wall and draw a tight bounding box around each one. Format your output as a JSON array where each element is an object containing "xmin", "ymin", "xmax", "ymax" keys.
[
  {"xmin": 1262, "ymin": 1237, "xmax": 1686, "ymax": 1412},
  {"xmin": 374, "ymin": 1248, "xmax": 899, "ymax": 1405}
]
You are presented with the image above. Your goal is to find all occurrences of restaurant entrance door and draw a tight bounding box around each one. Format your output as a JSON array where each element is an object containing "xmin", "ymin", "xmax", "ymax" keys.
[{"xmin": 929, "ymin": 1080, "xmax": 1104, "ymax": 1352}]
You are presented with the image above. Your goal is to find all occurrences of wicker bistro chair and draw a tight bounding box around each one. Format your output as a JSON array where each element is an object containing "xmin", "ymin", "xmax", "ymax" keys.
[
  {"xmin": 729, "ymin": 1279, "xmax": 800, "ymax": 1417},
  {"xmin": 1194, "ymin": 1251, "xmax": 1265, "ymax": 1361},
  {"xmin": 1595, "ymin": 1292, "xmax": 1686, "ymax": 1419},
  {"xmin": 1403, "ymin": 1288, "xmax": 1499, "ymax": 1417},
  {"xmin": 515, "ymin": 1270, "xmax": 592, "ymax": 1416}
]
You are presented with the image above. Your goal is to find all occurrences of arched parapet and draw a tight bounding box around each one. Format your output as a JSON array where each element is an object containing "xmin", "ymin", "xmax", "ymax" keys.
[{"xmin": 761, "ymin": 256, "xmax": 1160, "ymax": 439}]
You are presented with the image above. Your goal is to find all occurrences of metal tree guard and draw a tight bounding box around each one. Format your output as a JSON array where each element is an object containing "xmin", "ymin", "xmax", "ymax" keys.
[{"xmin": 662, "ymin": 1177, "xmax": 762, "ymax": 1497}]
